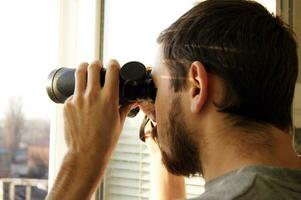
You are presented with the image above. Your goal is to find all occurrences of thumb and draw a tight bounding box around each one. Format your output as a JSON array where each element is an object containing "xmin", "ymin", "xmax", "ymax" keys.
[{"xmin": 119, "ymin": 103, "xmax": 138, "ymax": 122}]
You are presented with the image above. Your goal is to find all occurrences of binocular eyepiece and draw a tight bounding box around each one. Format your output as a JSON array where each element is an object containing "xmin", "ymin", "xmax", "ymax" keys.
[{"xmin": 46, "ymin": 61, "xmax": 157, "ymax": 117}]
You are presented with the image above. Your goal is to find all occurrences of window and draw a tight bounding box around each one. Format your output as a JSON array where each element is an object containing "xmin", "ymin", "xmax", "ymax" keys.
[
  {"xmin": 47, "ymin": 1, "xmax": 301, "ymax": 200},
  {"xmin": 1, "ymin": 0, "xmax": 299, "ymax": 199},
  {"xmin": 0, "ymin": 0, "xmax": 59, "ymax": 199}
]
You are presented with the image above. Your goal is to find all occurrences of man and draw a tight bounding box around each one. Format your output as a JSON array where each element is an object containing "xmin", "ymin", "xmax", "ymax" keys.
[{"xmin": 47, "ymin": 0, "xmax": 301, "ymax": 199}]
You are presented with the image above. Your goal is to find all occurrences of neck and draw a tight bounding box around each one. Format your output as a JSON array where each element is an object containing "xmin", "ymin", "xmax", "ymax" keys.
[{"xmin": 199, "ymin": 119, "xmax": 301, "ymax": 181}]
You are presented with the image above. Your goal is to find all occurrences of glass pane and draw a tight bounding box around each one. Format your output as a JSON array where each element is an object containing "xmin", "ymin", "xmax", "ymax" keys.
[
  {"xmin": 0, "ymin": 0, "xmax": 58, "ymax": 199},
  {"xmin": 103, "ymin": 1, "xmax": 202, "ymax": 199}
]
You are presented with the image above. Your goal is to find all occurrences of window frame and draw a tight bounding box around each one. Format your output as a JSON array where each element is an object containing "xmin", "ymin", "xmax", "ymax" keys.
[{"xmin": 48, "ymin": 2, "xmax": 105, "ymax": 200}]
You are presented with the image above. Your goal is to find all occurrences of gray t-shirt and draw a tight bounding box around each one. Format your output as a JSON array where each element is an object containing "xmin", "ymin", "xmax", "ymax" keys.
[{"xmin": 191, "ymin": 165, "xmax": 301, "ymax": 200}]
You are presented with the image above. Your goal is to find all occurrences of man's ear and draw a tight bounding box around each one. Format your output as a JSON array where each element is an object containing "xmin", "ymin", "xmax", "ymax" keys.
[{"xmin": 189, "ymin": 61, "xmax": 208, "ymax": 114}]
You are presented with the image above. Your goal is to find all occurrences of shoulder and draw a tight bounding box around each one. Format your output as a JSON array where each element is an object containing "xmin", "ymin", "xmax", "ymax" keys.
[
  {"xmin": 189, "ymin": 165, "xmax": 301, "ymax": 200},
  {"xmin": 197, "ymin": 168, "xmax": 256, "ymax": 200}
]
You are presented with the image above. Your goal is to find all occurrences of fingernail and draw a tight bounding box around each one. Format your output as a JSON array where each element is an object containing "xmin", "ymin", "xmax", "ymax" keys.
[
  {"xmin": 108, "ymin": 59, "xmax": 119, "ymax": 66},
  {"xmin": 91, "ymin": 60, "xmax": 101, "ymax": 66}
]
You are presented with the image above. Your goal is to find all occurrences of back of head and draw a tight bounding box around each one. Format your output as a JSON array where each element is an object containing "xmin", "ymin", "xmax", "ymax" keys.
[{"xmin": 158, "ymin": 0, "xmax": 298, "ymax": 132}]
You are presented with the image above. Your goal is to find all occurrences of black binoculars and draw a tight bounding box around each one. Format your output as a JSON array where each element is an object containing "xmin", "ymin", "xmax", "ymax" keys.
[{"xmin": 46, "ymin": 61, "xmax": 157, "ymax": 117}]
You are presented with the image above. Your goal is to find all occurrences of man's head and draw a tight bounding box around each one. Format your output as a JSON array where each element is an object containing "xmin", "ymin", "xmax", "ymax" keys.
[{"xmin": 151, "ymin": 0, "xmax": 298, "ymax": 177}]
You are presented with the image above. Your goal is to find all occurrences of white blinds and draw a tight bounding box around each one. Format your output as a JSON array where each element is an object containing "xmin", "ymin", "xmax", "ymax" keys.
[
  {"xmin": 104, "ymin": 116, "xmax": 151, "ymax": 200},
  {"xmin": 185, "ymin": 177, "xmax": 205, "ymax": 199},
  {"xmin": 104, "ymin": 133, "xmax": 150, "ymax": 200}
]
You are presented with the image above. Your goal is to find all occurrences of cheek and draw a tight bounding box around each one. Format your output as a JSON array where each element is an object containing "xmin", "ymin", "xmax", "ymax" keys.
[
  {"xmin": 154, "ymin": 90, "xmax": 172, "ymax": 147},
  {"xmin": 154, "ymin": 79, "xmax": 171, "ymax": 121},
  {"xmin": 155, "ymin": 87, "xmax": 170, "ymax": 123},
  {"xmin": 154, "ymin": 73, "xmax": 173, "ymax": 145},
  {"xmin": 155, "ymin": 95, "xmax": 165, "ymax": 131}
]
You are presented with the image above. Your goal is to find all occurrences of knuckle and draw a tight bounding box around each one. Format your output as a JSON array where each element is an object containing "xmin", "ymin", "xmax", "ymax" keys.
[
  {"xmin": 103, "ymin": 93, "xmax": 116, "ymax": 105},
  {"xmin": 87, "ymin": 86, "xmax": 99, "ymax": 96},
  {"xmin": 73, "ymin": 95, "xmax": 84, "ymax": 108},
  {"xmin": 63, "ymin": 100, "xmax": 73, "ymax": 112},
  {"xmin": 103, "ymin": 96, "xmax": 110, "ymax": 105},
  {"xmin": 84, "ymin": 91, "xmax": 98, "ymax": 104},
  {"xmin": 87, "ymin": 64, "xmax": 96, "ymax": 71},
  {"xmin": 89, "ymin": 61, "xmax": 102, "ymax": 70}
]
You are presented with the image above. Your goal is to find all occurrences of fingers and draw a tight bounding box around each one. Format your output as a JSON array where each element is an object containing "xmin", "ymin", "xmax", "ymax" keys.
[
  {"xmin": 119, "ymin": 103, "xmax": 138, "ymax": 123},
  {"xmin": 142, "ymin": 118, "xmax": 160, "ymax": 154},
  {"xmin": 138, "ymin": 102, "xmax": 156, "ymax": 122},
  {"xmin": 104, "ymin": 59, "xmax": 120, "ymax": 105},
  {"xmin": 74, "ymin": 62, "xmax": 89, "ymax": 96},
  {"xmin": 74, "ymin": 61, "xmax": 102, "ymax": 103},
  {"xmin": 73, "ymin": 59, "xmax": 121, "ymax": 109},
  {"xmin": 139, "ymin": 115, "xmax": 150, "ymax": 142},
  {"xmin": 87, "ymin": 61, "xmax": 102, "ymax": 94}
]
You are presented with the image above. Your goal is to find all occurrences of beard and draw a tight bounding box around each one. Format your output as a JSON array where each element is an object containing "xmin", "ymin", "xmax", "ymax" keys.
[{"xmin": 158, "ymin": 96, "xmax": 203, "ymax": 177}]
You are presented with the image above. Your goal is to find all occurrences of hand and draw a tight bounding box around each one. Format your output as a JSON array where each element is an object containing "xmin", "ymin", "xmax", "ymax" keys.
[
  {"xmin": 63, "ymin": 60, "xmax": 134, "ymax": 167},
  {"xmin": 139, "ymin": 102, "xmax": 160, "ymax": 156},
  {"xmin": 139, "ymin": 101, "xmax": 156, "ymax": 122},
  {"xmin": 47, "ymin": 60, "xmax": 135, "ymax": 200},
  {"xmin": 144, "ymin": 117, "xmax": 160, "ymax": 156}
]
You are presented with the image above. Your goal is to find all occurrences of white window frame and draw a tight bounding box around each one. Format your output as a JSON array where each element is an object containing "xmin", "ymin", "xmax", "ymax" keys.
[{"xmin": 48, "ymin": 0, "xmax": 104, "ymax": 194}]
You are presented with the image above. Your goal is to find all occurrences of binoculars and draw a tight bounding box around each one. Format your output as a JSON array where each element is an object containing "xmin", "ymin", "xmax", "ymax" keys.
[{"xmin": 46, "ymin": 61, "xmax": 157, "ymax": 117}]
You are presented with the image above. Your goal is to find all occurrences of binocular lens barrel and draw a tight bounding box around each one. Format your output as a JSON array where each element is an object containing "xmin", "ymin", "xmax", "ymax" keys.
[{"xmin": 46, "ymin": 61, "xmax": 157, "ymax": 105}]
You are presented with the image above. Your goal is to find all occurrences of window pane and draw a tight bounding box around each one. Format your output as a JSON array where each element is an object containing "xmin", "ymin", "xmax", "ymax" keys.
[
  {"xmin": 0, "ymin": 0, "xmax": 58, "ymax": 199},
  {"xmin": 103, "ymin": 1, "xmax": 202, "ymax": 199}
]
